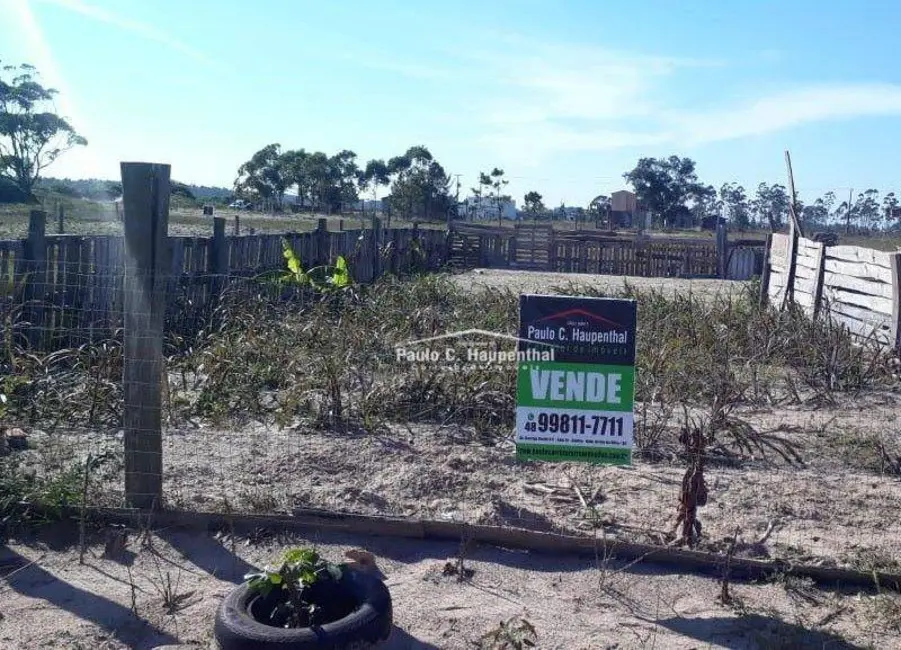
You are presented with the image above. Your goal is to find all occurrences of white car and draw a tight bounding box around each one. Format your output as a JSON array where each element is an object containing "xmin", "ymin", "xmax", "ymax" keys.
[{"xmin": 228, "ymin": 200, "xmax": 252, "ymax": 210}]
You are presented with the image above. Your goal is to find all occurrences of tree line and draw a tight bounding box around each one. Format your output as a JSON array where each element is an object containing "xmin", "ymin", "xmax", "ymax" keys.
[
  {"xmin": 234, "ymin": 143, "xmax": 460, "ymax": 223},
  {"xmin": 617, "ymin": 156, "xmax": 898, "ymax": 232}
]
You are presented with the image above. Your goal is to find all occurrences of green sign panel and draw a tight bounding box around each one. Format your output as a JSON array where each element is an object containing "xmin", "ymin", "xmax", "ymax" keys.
[{"xmin": 515, "ymin": 294, "xmax": 637, "ymax": 465}]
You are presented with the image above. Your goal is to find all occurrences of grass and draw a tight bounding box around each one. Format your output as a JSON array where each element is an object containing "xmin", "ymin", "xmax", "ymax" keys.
[{"xmin": 0, "ymin": 267, "xmax": 897, "ymax": 544}]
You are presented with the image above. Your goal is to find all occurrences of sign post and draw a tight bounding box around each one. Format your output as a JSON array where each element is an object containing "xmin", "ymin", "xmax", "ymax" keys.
[{"xmin": 515, "ymin": 294, "xmax": 637, "ymax": 465}]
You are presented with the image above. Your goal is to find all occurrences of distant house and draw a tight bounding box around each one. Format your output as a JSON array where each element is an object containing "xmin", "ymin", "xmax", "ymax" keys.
[
  {"xmin": 460, "ymin": 196, "xmax": 518, "ymax": 221},
  {"xmin": 609, "ymin": 190, "xmax": 650, "ymax": 228}
]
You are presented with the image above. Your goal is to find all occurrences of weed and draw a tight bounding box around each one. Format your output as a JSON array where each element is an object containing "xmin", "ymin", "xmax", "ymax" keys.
[
  {"xmin": 245, "ymin": 547, "xmax": 343, "ymax": 629},
  {"xmin": 476, "ymin": 616, "xmax": 538, "ymax": 649}
]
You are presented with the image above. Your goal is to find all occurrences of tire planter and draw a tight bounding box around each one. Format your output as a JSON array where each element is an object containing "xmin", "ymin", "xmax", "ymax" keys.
[{"xmin": 214, "ymin": 564, "xmax": 392, "ymax": 650}]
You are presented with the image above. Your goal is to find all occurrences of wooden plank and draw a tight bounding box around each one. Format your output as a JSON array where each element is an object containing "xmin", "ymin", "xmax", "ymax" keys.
[
  {"xmin": 823, "ymin": 258, "xmax": 894, "ymax": 284},
  {"xmin": 826, "ymin": 245, "xmax": 892, "ymax": 269},
  {"xmin": 822, "ymin": 270, "xmax": 893, "ymax": 300},
  {"xmin": 825, "ymin": 311, "xmax": 891, "ymax": 344},
  {"xmin": 825, "ymin": 299, "xmax": 892, "ymax": 329},
  {"xmin": 794, "ymin": 264, "xmax": 816, "ymax": 281},
  {"xmin": 770, "ymin": 233, "xmax": 790, "ymax": 269},
  {"xmin": 759, "ymin": 234, "xmax": 773, "ymax": 306},
  {"xmin": 822, "ymin": 285, "xmax": 894, "ymax": 316},
  {"xmin": 892, "ymin": 253, "xmax": 901, "ymax": 351}
]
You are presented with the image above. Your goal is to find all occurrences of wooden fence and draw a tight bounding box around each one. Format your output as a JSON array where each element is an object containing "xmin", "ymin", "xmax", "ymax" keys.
[
  {"xmin": 761, "ymin": 232, "xmax": 901, "ymax": 348},
  {"xmin": 448, "ymin": 222, "xmax": 764, "ymax": 280},
  {"xmin": 0, "ymin": 213, "xmax": 449, "ymax": 349}
]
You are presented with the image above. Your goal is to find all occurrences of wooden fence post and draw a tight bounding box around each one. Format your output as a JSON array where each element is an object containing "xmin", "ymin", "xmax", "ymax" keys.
[
  {"xmin": 715, "ymin": 221, "xmax": 728, "ymax": 278},
  {"xmin": 210, "ymin": 216, "xmax": 228, "ymax": 294},
  {"xmin": 891, "ymin": 254, "xmax": 901, "ymax": 352},
  {"xmin": 315, "ymin": 218, "xmax": 329, "ymax": 266},
  {"xmin": 57, "ymin": 203, "xmax": 65, "ymax": 234},
  {"xmin": 371, "ymin": 217, "xmax": 382, "ymax": 279},
  {"xmin": 121, "ymin": 161, "xmax": 170, "ymax": 510},
  {"xmin": 782, "ymin": 218, "xmax": 800, "ymax": 309},
  {"xmin": 234, "ymin": 215, "xmax": 240, "ymax": 236},
  {"xmin": 759, "ymin": 234, "xmax": 773, "ymax": 307},
  {"xmin": 23, "ymin": 210, "xmax": 47, "ymax": 349},
  {"xmin": 811, "ymin": 241, "xmax": 827, "ymax": 320}
]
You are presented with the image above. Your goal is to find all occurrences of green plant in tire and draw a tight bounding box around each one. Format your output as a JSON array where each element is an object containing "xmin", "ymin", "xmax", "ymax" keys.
[{"xmin": 244, "ymin": 547, "xmax": 343, "ymax": 629}]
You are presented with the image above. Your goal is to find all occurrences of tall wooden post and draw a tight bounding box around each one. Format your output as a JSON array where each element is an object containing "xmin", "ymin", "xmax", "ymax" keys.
[
  {"xmin": 234, "ymin": 214, "xmax": 240, "ymax": 236},
  {"xmin": 315, "ymin": 218, "xmax": 329, "ymax": 266},
  {"xmin": 371, "ymin": 216, "xmax": 382, "ymax": 280},
  {"xmin": 759, "ymin": 233, "xmax": 773, "ymax": 307},
  {"xmin": 210, "ymin": 216, "xmax": 228, "ymax": 295},
  {"xmin": 57, "ymin": 203, "xmax": 65, "ymax": 234},
  {"xmin": 23, "ymin": 210, "xmax": 47, "ymax": 349},
  {"xmin": 715, "ymin": 221, "xmax": 728, "ymax": 278},
  {"xmin": 121, "ymin": 162, "xmax": 170, "ymax": 510}
]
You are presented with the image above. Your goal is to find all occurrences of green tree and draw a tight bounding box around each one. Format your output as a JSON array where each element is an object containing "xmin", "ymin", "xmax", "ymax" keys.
[
  {"xmin": 0, "ymin": 62, "xmax": 87, "ymax": 199},
  {"xmin": 488, "ymin": 167, "xmax": 509, "ymax": 225},
  {"xmin": 883, "ymin": 192, "xmax": 899, "ymax": 228},
  {"xmin": 235, "ymin": 143, "xmax": 287, "ymax": 210},
  {"xmin": 357, "ymin": 158, "xmax": 390, "ymax": 218},
  {"xmin": 279, "ymin": 149, "xmax": 312, "ymax": 209},
  {"xmin": 853, "ymin": 189, "xmax": 881, "ymax": 230},
  {"xmin": 386, "ymin": 146, "xmax": 451, "ymax": 223},
  {"xmin": 719, "ymin": 182, "xmax": 751, "ymax": 229},
  {"xmin": 801, "ymin": 192, "xmax": 834, "ymax": 228},
  {"xmin": 622, "ymin": 156, "xmax": 705, "ymax": 228},
  {"xmin": 752, "ymin": 183, "xmax": 790, "ymax": 230},
  {"xmin": 523, "ymin": 190, "xmax": 545, "ymax": 221}
]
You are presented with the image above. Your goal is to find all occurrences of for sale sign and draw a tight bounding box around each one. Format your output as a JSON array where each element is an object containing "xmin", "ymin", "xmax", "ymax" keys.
[{"xmin": 515, "ymin": 294, "xmax": 637, "ymax": 465}]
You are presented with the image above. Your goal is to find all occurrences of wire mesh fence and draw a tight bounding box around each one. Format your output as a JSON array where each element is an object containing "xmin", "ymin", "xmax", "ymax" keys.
[{"xmin": 2, "ymin": 256, "xmax": 901, "ymax": 580}]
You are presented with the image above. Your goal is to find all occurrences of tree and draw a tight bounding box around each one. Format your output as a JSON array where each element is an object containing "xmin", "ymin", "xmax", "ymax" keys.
[
  {"xmin": 623, "ymin": 156, "xmax": 706, "ymax": 228},
  {"xmin": 884, "ymin": 192, "xmax": 900, "ymax": 228},
  {"xmin": 801, "ymin": 192, "xmax": 835, "ymax": 228},
  {"xmin": 279, "ymin": 149, "xmax": 311, "ymax": 209},
  {"xmin": 386, "ymin": 146, "xmax": 452, "ymax": 223},
  {"xmin": 752, "ymin": 183, "xmax": 789, "ymax": 230},
  {"xmin": 0, "ymin": 62, "xmax": 87, "ymax": 199},
  {"xmin": 689, "ymin": 184, "xmax": 719, "ymax": 225},
  {"xmin": 719, "ymin": 182, "xmax": 751, "ymax": 229},
  {"xmin": 487, "ymin": 168, "xmax": 509, "ymax": 225},
  {"xmin": 235, "ymin": 143, "xmax": 287, "ymax": 210},
  {"xmin": 853, "ymin": 189, "xmax": 881, "ymax": 230},
  {"xmin": 523, "ymin": 191, "xmax": 545, "ymax": 221},
  {"xmin": 588, "ymin": 194, "xmax": 611, "ymax": 228}
]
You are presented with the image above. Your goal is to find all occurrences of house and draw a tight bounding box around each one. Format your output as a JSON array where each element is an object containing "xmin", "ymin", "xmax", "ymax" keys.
[
  {"xmin": 608, "ymin": 190, "xmax": 650, "ymax": 228},
  {"xmin": 700, "ymin": 215, "xmax": 727, "ymax": 231},
  {"xmin": 460, "ymin": 196, "xmax": 518, "ymax": 221}
]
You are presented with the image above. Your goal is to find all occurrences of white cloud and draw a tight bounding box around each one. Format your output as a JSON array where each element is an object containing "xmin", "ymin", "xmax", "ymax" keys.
[
  {"xmin": 31, "ymin": 0, "xmax": 219, "ymax": 68},
  {"xmin": 668, "ymin": 83, "xmax": 901, "ymax": 145}
]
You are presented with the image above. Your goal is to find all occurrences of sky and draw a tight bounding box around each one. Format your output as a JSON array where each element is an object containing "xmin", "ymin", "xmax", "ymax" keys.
[{"xmin": 3, "ymin": 0, "xmax": 901, "ymax": 207}]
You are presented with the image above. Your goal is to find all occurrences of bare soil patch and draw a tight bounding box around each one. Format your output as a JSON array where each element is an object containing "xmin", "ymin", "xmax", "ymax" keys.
[
  {"xmin": 2, "ymin": 524, "xmax": 898, "ymax": 649},
  {"xmin": 452, "ymin": 268, "xmax": 748, "ymax": 299}
]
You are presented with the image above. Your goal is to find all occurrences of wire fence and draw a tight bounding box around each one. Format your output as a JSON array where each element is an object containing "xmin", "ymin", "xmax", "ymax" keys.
[{"xmin": 2, "ymin": 251, "xmax": 901, "ymax": 580}]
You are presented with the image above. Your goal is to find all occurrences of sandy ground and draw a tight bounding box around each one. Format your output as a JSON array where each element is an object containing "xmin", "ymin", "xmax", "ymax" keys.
[
  {"xmin": 21, "ymin": 388, "xmax": 901, "ymax": 576},
  {"xmin": 2, "ymin": 524, "xmax": 899, "ymax": 650},
  {"xmin": 452, "ymin": 268, "xmax": 749, "ymax": 299},
  {"xmin": 4, "ymin": 271, "xmax": 901, "ymax": 648}
]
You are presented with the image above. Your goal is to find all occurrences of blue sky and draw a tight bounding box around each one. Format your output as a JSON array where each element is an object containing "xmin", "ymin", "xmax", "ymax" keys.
[{"xmin": 3, "ymin": 0, "xmax": 901, "ymax": 207}]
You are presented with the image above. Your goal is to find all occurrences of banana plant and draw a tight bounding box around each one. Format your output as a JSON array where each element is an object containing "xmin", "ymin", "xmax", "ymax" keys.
[{"xmin": 260, "ymin": 239, "xmax": 353, "ymax": 294}]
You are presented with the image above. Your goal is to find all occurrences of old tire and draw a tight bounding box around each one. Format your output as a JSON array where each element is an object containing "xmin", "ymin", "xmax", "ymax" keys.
[{"xmin": 214, "ymin": 565, "xmax": 392, "ymax": 650}]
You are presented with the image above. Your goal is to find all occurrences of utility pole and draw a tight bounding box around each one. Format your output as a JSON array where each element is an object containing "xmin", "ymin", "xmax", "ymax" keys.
[{"xmin": 453, "ymin": 174, "xmax": 462, "ymax": 223}]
